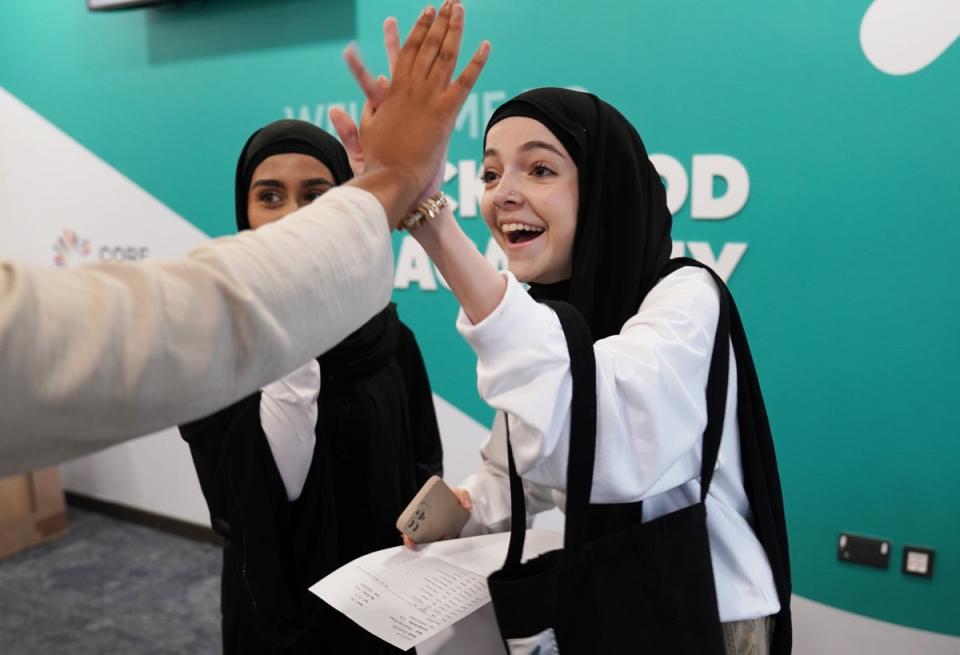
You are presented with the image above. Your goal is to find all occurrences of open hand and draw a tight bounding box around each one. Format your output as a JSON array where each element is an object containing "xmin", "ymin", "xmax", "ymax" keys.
[
  {"xmin": 340, "ymin": 1, "xmax": 489, "ymax": 219},
  {"xmin": 329, "ymin": 17, "xmax": 401, "ymax": 176}
]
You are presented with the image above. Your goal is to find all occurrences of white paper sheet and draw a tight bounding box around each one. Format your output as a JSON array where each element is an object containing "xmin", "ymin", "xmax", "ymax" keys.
[{"xmin": 309, "ymin": 530, "xmax": 562, "ymax": 651}]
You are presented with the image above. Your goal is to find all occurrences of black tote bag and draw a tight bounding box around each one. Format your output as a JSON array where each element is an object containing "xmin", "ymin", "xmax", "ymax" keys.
[{"xmin": 487, "ymin": 275, "xmax": 733, "ymax": 653}]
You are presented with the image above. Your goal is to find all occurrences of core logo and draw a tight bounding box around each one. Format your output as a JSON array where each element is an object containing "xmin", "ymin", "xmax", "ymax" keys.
[
  {"xmin": 51, "ymin": 229, "xmax": 151, "ymax": 267},
  {"xmin": 52, "ymin": 229, "xmax": 92, "ymax": 267}
]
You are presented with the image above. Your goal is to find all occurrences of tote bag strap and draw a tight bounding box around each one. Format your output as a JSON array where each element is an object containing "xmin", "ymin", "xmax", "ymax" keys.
[
  {"xmin": 502, "ymin": 300, "xmax": 596, "ymax": 569},
  {"xmin": 502, "ymin": 265, "xmax": 731, "ymax": 568},
  {"xmin": 660, "ymin": 258, "xmax": 731, "ymax": 503}
]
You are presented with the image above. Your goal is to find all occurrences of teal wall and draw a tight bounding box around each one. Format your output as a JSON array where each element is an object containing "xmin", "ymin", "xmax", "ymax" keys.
[{"xmin": 2, "ymin": 0, "xmax": 957, "ymax": 636}]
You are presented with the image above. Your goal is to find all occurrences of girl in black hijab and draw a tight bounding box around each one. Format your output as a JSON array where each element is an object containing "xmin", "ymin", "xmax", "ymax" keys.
[
  {"xmin": 403, "ymin": 89, "xmax": 791, "ymax": 653},
  {"xmin": 180, "ymin": 119, "xmax": 443, "ymax": 654}
]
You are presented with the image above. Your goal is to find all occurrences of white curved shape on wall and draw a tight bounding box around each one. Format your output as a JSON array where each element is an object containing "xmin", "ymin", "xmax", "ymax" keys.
[
  {"xmin": 420, "ymin": 596, "xmax": 960, "ymax": 654},
  {"xmin": 860, "ymin": 0, "xmax": 960, "ymax": 75},
  {"xmin": 793, "ymin": 596, "xmax": 960, "ymax": 653}
]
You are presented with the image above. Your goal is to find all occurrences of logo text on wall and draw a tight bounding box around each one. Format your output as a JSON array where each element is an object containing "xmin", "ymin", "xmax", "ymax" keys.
[
  {"xmin": 52, "ymin": 229, "xmax": 151, "ymax": 267},
  {"xmin": 285, "ymin": 89, "xmax": 752, "ymax": 287}
]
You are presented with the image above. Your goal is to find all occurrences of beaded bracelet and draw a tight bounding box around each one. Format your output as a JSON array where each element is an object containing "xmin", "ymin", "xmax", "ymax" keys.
[{"xmin": 401, "ymin": 192, "xmax": 449, "ymax": 231}]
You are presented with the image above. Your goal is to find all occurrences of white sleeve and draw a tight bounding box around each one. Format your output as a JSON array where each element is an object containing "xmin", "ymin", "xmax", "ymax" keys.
[
  {"xmin": 0, "ymin": 186, "xmax": 391, "ymax": 477},
  {"xmin": 458, "ymin": 413, "xmax": 558, "ymax": 536},
  {"xmin": 260, "ymin": 360, "xmax": 321, "ymax": 501},
  {"xmin": 457, "ymin": 268, "xmax": 719, "ymax": 504}
]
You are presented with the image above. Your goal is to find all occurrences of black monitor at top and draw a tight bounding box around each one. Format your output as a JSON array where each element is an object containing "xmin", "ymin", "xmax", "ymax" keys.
[{"xmin": 87, "ymin": 0, "xmax": 196, "ymax": 10}]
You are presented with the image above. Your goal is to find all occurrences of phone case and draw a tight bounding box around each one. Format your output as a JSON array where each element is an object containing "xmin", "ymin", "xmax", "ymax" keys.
[{"xmin": 396, "ymin": 475, "xmax": 470, "ymax": 543}]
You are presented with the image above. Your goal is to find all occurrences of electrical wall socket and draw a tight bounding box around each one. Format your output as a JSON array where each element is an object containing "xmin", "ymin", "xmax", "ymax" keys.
[
  {"xmin": 902, "ymin": 546, "xmax": 935, "ymax": 578},
  {"xmin": 837, "ymin": 533, "xmax": 890, "ymax": 569}
]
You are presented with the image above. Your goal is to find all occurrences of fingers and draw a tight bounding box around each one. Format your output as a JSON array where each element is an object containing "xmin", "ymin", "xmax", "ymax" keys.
[
  {"xmin": 343, "ymin": 44, "xmax": 384, "ymax": 105},
  {"xmin": 452, "ymin": 487, "xmax": 473, "ymax": 511},
  {"xmin": 371, "ymin": 75, "xmax": 390, "ymax": 112},
  {"xmin": 383, "ymin": 17, "xmax": 401, "ymax": 75},
  {"xmin": 360, "ymin": 97, "xmax": 376, "ymax": 126},
  {"xmin": 347, "ymin": 0, "xmax": 488, "ymax": 215},
  {"xmin": 394, "ymin": 5, "xmax": 437, "ymax": 76},
  {"xmin": 328, "ymin": 107, "xmax": 363, "ymax": 175},
  {"xmin": 450, "ymin": 40, "xmax": 490, "ymax": 102},
  {"xmin": 402, "ymin": 534, "xmax": 418, "ymax": 549},
  {"xmin": 428, "ymin": 2, "xmax": 463, "ymax": 84},
  {"xmin": 349, "ymin": 3, "xmax": 485, "ymax": 107},
  {"xmin": 329, "ymin": 107, "xmax": 359, "ymax": 152},
  {"xmin": 412, "ymin": 1, "xmax": 454, "ymax": 79}
]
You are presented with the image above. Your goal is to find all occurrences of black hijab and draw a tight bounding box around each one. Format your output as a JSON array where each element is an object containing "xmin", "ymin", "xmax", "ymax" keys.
[
  {"xmin": 192, "ymin": 121, "xmax": 437, "ymax": 653},
  {"xmin": 234, "ymin": 119, "xmax": 399, "ymax": 368},
  {"xmin": 235, "ymin": 118, "xmax": 354, "ymax": 231},
  {"xmin": 485, "ymin": 88, "xmax": 673, "ymax": 340},
  {"xmin": 486, "ymin": 89, "xmax": 792, "ymax": 651}
]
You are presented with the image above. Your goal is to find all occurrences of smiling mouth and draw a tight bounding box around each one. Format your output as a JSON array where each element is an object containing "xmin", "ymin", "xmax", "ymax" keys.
[{"xmin": 501, "ymin": 223, "xmax": 545, "ymax": 245}]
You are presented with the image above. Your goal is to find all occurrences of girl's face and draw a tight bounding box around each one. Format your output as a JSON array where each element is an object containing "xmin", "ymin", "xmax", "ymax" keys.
[
  {"xmin": 480, "ymin": 117, "xmax": 579, "ymax": 284},
  {"xmin": 247, "ymin": 153, "xmax": 335, "ymax": 229}
]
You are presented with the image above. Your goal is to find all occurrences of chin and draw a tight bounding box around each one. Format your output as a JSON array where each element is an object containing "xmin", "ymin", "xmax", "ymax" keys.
[
  {"xmin": 507, "ymin": 262, "xmax": 537, "ymax": 284},
  {"xmin": 525, "ymin": 268, "xmax": 570, "ymax": 285}
]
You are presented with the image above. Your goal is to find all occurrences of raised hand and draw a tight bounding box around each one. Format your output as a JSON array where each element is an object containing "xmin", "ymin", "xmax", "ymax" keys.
[
  {"xmin": 329, "ymin": 18, "xmax": 401, "ymax": 176},
  {"xmin": 342, "ymin": 1, "xmax": 489, "ymax": 227}
]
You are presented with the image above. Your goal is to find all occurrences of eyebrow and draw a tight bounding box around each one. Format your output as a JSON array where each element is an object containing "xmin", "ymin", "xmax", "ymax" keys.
[
  {"xmin": 300, "ymin": 177, "xmax": 334, "ymax": 187},
  {"xmin": 251, "ymin": 177, "xmax": 334, "ymax": 189},
  {"xmin": 483, "ymin": 140, "xmax": 567, "ymax": 160}
]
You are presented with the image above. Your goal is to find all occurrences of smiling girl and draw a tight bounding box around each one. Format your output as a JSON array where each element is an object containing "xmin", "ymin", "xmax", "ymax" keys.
[{"xmin": 400, "ymin": 88, "xmax": 792, "ymax": 654}]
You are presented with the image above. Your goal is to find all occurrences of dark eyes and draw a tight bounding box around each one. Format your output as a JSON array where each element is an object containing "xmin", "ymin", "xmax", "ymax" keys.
[
  {"xmin": 479, "ymin": 162, "xmax": 556, "ymax": 185},
  {"xmin": 258, "ymin": 188, "xmax": 329, "ymax": 205},
  {"xmin": 530, "ymin": 163, "xmax": 555, "ymax": 177}
]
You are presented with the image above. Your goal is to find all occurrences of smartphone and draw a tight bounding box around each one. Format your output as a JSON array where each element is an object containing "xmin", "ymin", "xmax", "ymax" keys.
[{"xmin": 396, "ymin": 476, "xmax": 470, "ymax": 543}]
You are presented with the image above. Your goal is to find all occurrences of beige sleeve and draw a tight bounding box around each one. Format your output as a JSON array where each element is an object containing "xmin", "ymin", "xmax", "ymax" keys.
[{"xmin": 0, "ymin": 186, "xmax": 392, "ymax": 476}]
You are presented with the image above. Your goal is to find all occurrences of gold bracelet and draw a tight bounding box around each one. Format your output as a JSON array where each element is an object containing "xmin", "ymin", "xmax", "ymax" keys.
[{"xmin": 401, "ymin": 192, "xmax": 449, "ymax": 231}]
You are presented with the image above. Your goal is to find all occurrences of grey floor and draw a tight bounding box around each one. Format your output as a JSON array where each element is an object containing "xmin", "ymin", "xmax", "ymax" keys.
[{"xmin": 0, "ymin": 508, "xmax": 221, "ymax": 654}]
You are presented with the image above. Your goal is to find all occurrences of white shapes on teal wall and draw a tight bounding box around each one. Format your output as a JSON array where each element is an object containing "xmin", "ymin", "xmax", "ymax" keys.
[
  {"xmin": 0, "ymin": 87, "xmax": 208, "ymax": 267},
  {"xmin": 861, "ymin": 0, "xmax": 960, "ymax": 75},
  {"xmin": 455, "ymin": 160, "xmax": 486, "ymax": 218},
  {"xmin": 483, "ymin": 239, "xmax": 508, "ymax": 274},
  {"xmin": 394, "ymin": 235, "xmax": 507, "ymax": 292},
  {"xmin": 285, "ymin": 90, "xmax": 509, "ymax": 142},
  {"xmin": 455, "ymin": 90, "xmax": 509, "ymax": 140},
  {"xmin": 284, "ymin": 101, "xmax": 361, "ymax": 131},
  {"xmin": 793, "ymin": 596, "xmax": 960, "ymax": 654},
  {"xmin": 394, "ymin": 237, "xmax": 439, "ymax": 291},
  {"xmin": 691, "ymin": 155, "xmax": 751, "ymax": 220},
  {"xmin": 683, "ymin": 242, "xmax": 748, "ymax": 283},
  {"xmin": 443, "ymin": 161, "xmax": 460, "ymax": 214},
  {"xmin": 651, "ymin": 154, "xmax": 750, "ymax": 219}
]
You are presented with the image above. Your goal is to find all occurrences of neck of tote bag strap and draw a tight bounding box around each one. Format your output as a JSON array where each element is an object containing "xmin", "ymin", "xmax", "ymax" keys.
[{"xmin": 502, "ymin": 262, "xmax": 731, "ymax": 570}]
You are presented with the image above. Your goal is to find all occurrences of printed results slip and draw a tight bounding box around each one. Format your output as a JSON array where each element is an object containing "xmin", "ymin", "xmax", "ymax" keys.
[{"xmin": 309, "ymin": 530, "xmax": 562, "ymax": 651}]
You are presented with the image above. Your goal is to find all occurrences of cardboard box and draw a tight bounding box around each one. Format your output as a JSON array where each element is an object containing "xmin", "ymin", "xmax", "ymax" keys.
[{"xmin": 0, "ymin": 468, "xmax": 69, "ymax": 560}]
